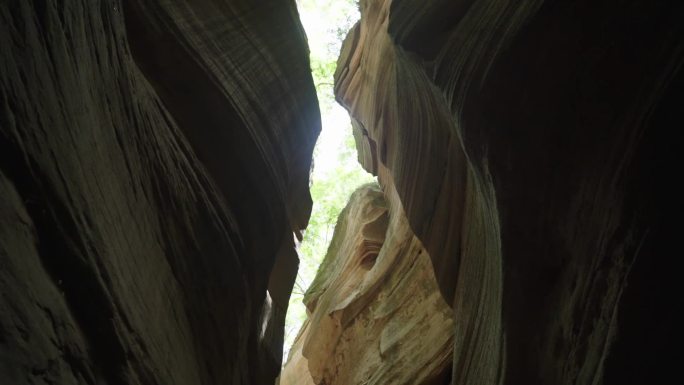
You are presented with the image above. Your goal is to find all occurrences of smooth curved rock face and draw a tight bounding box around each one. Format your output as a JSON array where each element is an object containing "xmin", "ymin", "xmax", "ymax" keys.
[
  {"xmin": 280, "ymin": 185, "xmax": 454, "ymax": 385},
  {"xmin": 336, "ymin": 0, "xmax": 683, "ymax": 384},
  {"xmin": 0, "ymin": 1, "xmax": 319, "ymax": 384}
]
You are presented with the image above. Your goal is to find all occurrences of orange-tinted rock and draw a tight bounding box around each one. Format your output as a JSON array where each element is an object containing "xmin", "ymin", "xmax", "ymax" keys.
[
  {"xmin": 336, "ymin": 0, "xmax": 683, "ymax": 384},
  {"xmin": 280, "ymin": 185, "xmax": 453, "ymax": 385}
]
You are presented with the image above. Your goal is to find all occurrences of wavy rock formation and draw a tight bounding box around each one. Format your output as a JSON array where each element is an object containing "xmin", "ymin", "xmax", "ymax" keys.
[
  {"xmin": 0, "ymin": 1, "xmax": 318, "ymax": 384},
  {"xmin": 334, "ymin": 0, "xmax": 683, "ymax": 384},
  {"xmin": 3, "ymin": 0, "xmax": 683, "ymax": 384},
  {"xmin": 280, "ymin": 185, "xmax": 453, "ymax": 385}
]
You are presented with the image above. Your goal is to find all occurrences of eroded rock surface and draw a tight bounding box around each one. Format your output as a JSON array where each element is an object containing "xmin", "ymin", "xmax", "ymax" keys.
[
  {"xmin": 0, "ymin": 1, "xmax": 318, "ymax": 384},
  {"xmin": 280, "ymin": 185, "xmax": 453, "ymax": 385},
  {"xmin": 335, "ymin": 0, "xmax": 683, "ymax": 384},
  {"xmin": 3, "ymin": 0, "xmax": 683, "ymax": 384}
]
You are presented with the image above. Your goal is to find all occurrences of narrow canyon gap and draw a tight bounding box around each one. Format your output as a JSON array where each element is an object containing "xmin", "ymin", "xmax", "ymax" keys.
[
  {"xmin": 281, "ymin": 0, "xmax": 375, "ymax": 360},
  {"xmin": 2, "ymin": 1, "xmax": 683, "ymax": 385},
  {"xmin": 284, "ymin": 0, "xmax": 684, "ymax": 384}
]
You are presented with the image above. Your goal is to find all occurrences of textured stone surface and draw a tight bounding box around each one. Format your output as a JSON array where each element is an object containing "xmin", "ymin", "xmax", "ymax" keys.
[
  {"xmin": 3, "ymin": 0, "xmax": 683, "ymax": 384},
  {"xmin": 0, "ymin": 1, "xmax": 318, "ymax": 384},
  {"xmin": 336, "ymin": 0, "xmax": 684, "ymax": 384},
  {"xmin": 280, "ymin": 185, "xmax": 453, "ymax": 385}
]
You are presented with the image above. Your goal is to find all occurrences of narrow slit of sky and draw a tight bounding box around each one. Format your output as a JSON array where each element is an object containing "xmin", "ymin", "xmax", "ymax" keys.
[{"xmin": 283, "ymin": 0, "xmax": 375, "ymax": 360}]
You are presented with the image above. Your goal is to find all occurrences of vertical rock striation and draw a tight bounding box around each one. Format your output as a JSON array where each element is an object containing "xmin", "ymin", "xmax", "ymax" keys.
[
  {"xmin": 335, "ymin": 0, "xmax": 684, "ymax": 384},
  {"xmin": 280, "ymin": 185, "xmax": 454, "ymax": 385},
  {"xmin": 3, "ymin": 0, "xmax": 683, "ymax": 384},
  {"xmin": 0, "ymin": 1, "xmax": 319, "ymax": 384}
]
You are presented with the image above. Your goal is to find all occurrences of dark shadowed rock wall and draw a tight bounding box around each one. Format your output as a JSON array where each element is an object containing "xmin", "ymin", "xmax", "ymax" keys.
[
  {"xmin": 0, "ymin": 1, "xmax": 319, "ymax": 384},
  {"xmin": 335, "ymin": 0, "xmax": 684, "ymax": 384}
]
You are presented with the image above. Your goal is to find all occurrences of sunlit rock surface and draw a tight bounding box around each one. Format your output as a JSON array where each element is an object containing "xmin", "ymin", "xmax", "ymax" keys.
[
  {"xmin": 0, "ymin": 1, "xmax": 318, "ymax": 384},
  {"xmin": 335, "ymin": 0, "xmax": 683, "ymax": 384},
  {"xmin": 280, "ymin": 185, "xmax": 453, "ymax": 385}
]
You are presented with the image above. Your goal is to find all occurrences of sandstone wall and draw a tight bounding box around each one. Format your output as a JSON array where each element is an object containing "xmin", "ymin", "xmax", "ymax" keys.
[
  {"xmin": 2, "ymin": 1, "xmax": 682, "ymax": 384},
  {"xmin": 335, "ymin": 0, "xmax": 683, "ymax": 384},
  {"xmin": 280, "ymin": 185, "xmax": 454, "ymax": 385},
  {"xmin": 0, "ymin": 1, "xmax": 319, "ymax": 384}
]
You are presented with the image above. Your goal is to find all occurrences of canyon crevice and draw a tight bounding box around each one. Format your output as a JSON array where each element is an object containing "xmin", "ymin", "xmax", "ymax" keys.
[
  {"xmin": 2, "ymin": 1, "xmax": 683, "ymax": 385},
  {"xmin": 286, "ymin": 0, "xmax": 683, "ymax": 384}
]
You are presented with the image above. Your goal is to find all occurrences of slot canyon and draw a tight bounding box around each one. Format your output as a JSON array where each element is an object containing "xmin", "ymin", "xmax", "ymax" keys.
[{"xmin": 1, "ymin": 0, "xmax": 682, "ymax": 384}]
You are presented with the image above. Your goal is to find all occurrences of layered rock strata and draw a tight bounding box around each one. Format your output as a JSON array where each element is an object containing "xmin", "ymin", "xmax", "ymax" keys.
[
  {"xmin": 0, "ymin": 1, "xmax": 319, "ymax": 384},
  {"xmin": 335, "ymin": 0, "xmax": 683, "ymax": 384},
  {"xmin": 2, "ymin": 0, "xmax": 682, "ymax": 384},
  {"xmin": 280, "ymin": 185, "xmax": 454, "ymax": 385}
]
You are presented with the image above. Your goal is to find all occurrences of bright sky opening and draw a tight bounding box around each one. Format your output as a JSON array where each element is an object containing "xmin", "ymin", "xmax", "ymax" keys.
[{"xmin": 283, "ymin": 0, "xmax": 375, "ymax": 361}]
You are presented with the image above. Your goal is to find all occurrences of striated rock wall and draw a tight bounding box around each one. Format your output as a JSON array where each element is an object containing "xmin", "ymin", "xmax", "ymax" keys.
[
  {"xmin": 2, "ymin": 0, "xmax": 682, "ymax": 384},
  {"xmin": 280, "ymin": 185, "xmax": 453, "ymax": 385},
  {"xmin": 335, "ymin": 0, "xmax": 684, "ymax": 384},
  {"xmin": 0, "ymin": 1, "xmax": 319, "ymax": 384}
]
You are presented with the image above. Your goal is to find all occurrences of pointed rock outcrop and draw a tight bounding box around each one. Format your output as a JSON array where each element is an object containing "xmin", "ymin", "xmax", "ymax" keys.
[{"xmin": 280, "ymin": 185, "xmax": 453, "ymax": 385}]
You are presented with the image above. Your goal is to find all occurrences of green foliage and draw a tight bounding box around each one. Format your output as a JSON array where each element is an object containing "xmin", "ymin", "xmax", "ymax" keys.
[{"xmin": 298, "ymin": 0, "xmax": 359, "ymax": 111}]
